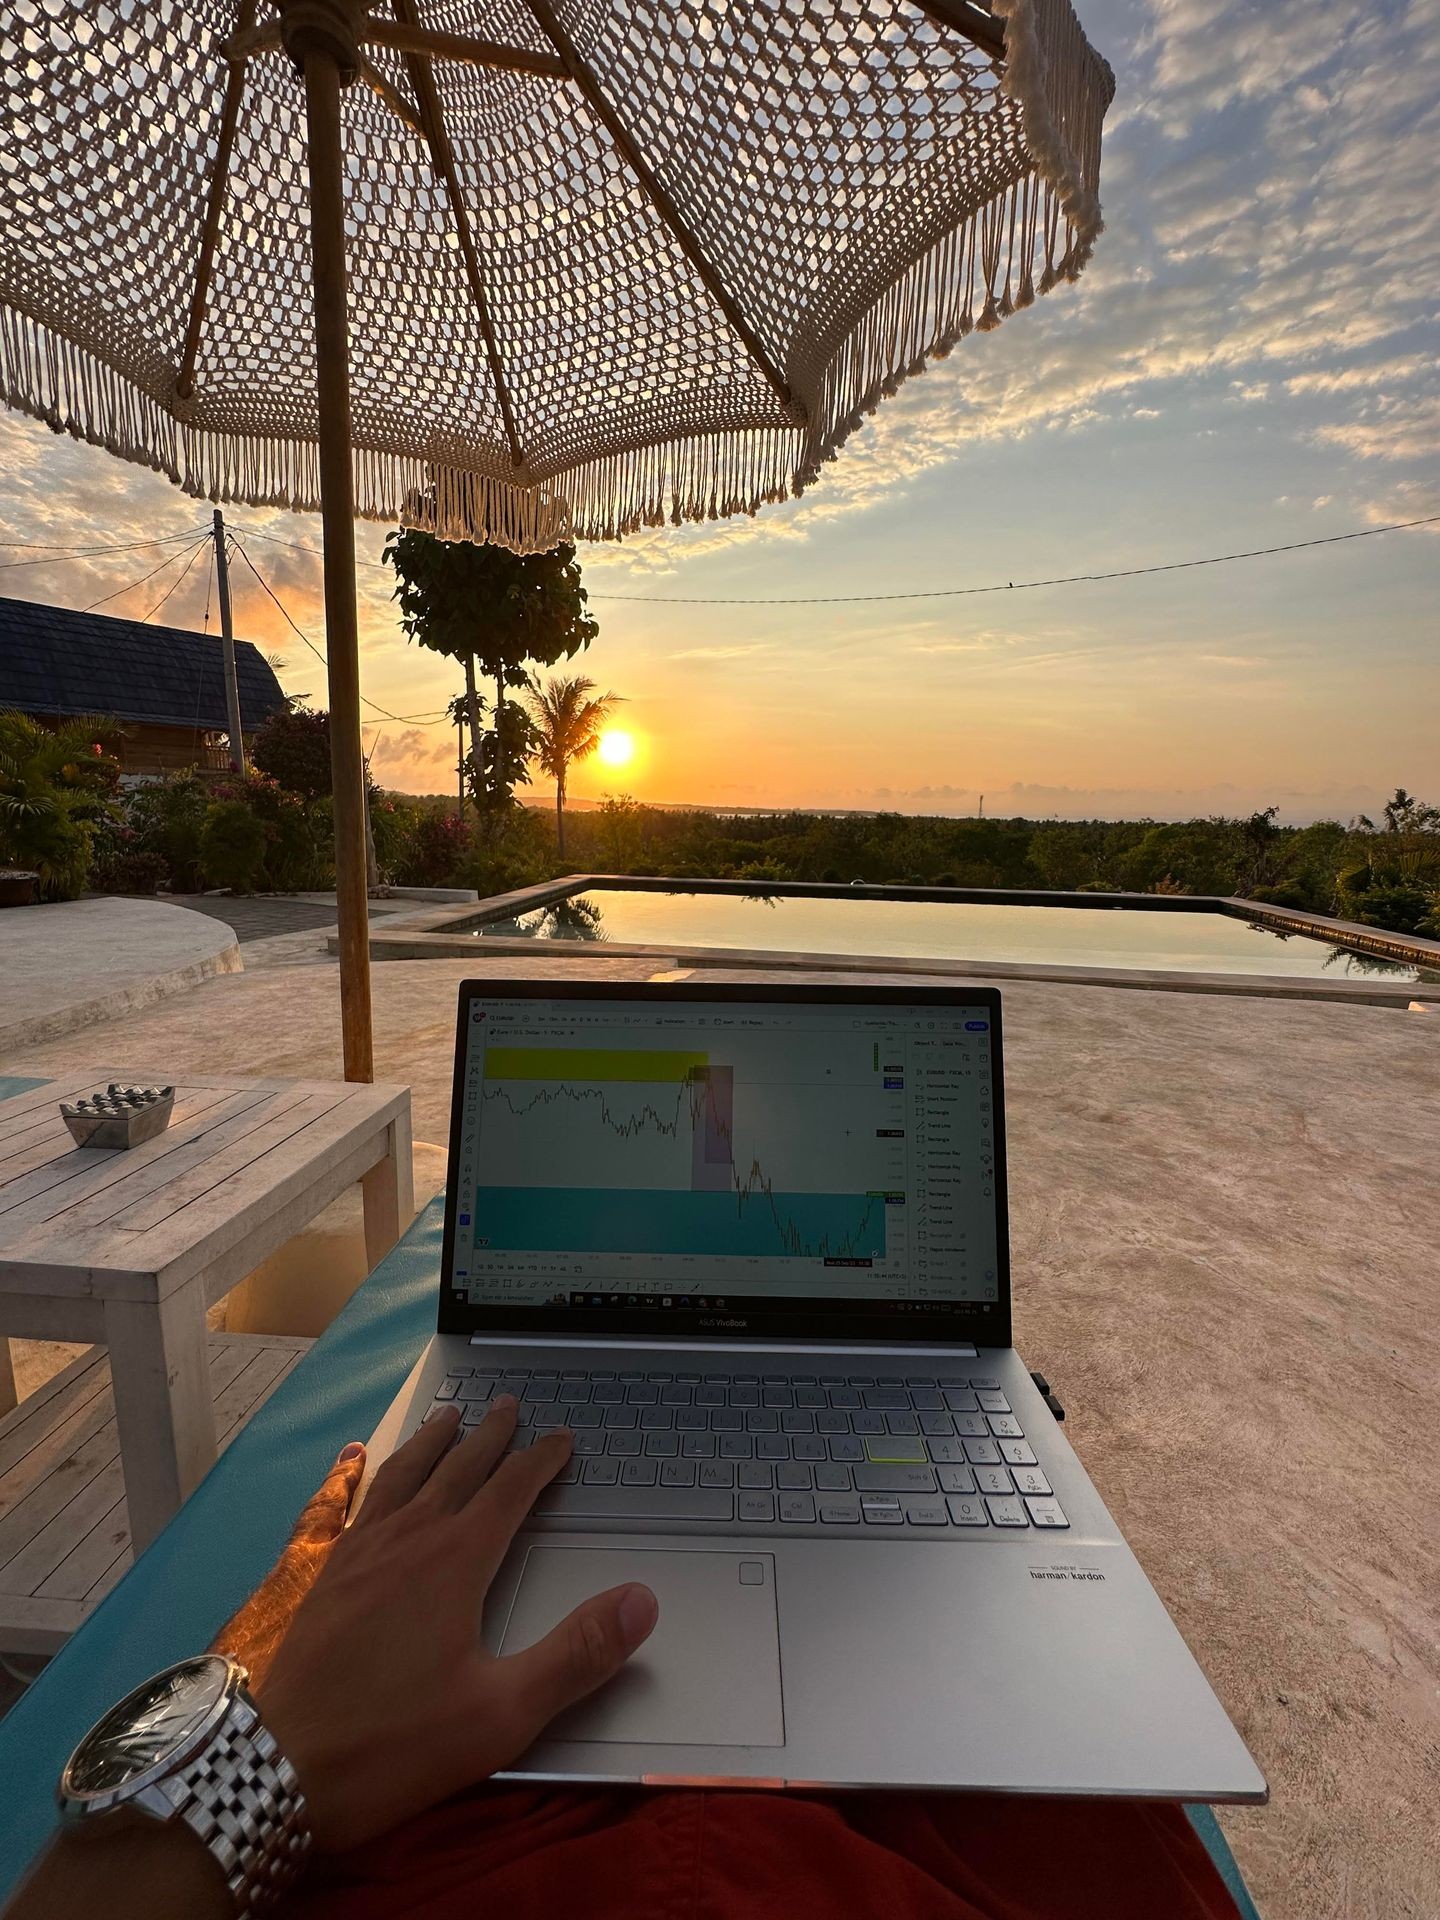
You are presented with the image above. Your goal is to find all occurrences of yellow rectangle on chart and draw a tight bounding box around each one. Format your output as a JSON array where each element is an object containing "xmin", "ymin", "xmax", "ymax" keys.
[{"xmin": 484, "ymin": 1047, "xmax": 710, "ymax": 1083}]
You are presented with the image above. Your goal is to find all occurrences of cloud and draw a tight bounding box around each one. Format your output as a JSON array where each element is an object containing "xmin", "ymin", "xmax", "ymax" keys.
[
  {"xmin": 577, "ymin": 0, "xmax": 1440, "ymax": 579},
  {"xmin": 1312, "ymin": 395, "xmax": 1440, "ymax": 462},
  {"xmin": 1286, "ymin": 358, "xmax": 1430, "ymax": 395},
  {"xmin": 667, "ymin": 641, "xmax": 772, "ymax": 661}
]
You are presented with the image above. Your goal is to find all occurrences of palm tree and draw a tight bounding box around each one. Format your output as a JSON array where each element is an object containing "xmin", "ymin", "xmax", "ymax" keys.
[{"xmin": 524, "ymin": 676, "xmax": 623, "ymax": 857}]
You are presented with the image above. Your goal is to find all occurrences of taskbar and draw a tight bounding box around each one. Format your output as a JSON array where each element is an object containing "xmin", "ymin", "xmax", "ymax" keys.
[{"xmin": 545, "ymin": 1288, "xmax": 987, "ymax": 1317}]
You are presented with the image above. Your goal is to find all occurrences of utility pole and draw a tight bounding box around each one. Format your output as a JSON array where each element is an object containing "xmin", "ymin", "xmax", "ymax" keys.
[
  {"xmin": 978, "ymin": 792, "xmax": 985, "ymax": 818},
  {"xmin": 212, "ymin": 509, "xmax": 245, "ymax": 770}
]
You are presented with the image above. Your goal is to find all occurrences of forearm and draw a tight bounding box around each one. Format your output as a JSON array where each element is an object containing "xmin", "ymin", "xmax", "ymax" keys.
[{"xmin": 6, "ymin": 1816, "xmax": 232, "ymax": 1920}]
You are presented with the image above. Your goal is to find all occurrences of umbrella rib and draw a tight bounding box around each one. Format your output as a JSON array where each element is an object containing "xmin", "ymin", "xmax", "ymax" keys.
[
  {"xmin": 361, "ymin": 18, "xmax": 567, "ymax": 82},
  {"xmin": 912, "ymin": 0, "xmax": 1007, "ymax": 62},
  {"xmin": 176, "ymin": 0, "xmax": 257, "ymax": 401},
  {"xmin": 520, "ymin": 0, "xmax": 802, "ymax": 426},
  {"xmin": 383, "ymin": 0, "xmax": 526, "ymax": 470},
  {"xmin": 357, "ymin": 53, "xmax": 425, "ymax": 135}
]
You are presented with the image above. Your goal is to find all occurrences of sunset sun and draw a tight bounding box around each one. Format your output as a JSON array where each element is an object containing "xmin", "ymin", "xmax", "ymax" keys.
[{"xmin": 596, "ymin": 728, "xmax": 635, "ymax": 768}]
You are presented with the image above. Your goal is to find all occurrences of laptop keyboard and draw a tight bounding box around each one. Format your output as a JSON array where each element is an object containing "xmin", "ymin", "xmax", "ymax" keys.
[{"xmin": 429, "ymin": 1365, "xmax": 1068, "ymax": 1533}]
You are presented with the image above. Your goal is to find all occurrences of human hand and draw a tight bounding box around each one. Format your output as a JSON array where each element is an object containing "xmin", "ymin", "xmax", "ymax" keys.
[{"xmin": 248, "ymin": 1399, "xmax": 658, "ymax": 1851}]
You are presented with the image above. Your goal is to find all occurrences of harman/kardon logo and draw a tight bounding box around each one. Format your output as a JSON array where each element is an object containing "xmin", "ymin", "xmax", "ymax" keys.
[
  {"xmin": 1029, "ymin": 1566, "xmax": 1106, "ymax": 1582},
  {"xmin": 700, "ymin": 1316, "xmax": 747, "ymax": 1329}
]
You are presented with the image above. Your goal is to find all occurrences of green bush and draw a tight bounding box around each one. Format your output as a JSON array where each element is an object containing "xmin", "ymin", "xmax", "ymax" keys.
[
  {"xmin": 199, "ymin": 800, "xmax": 268, "ymax": 893},
  {"xmin": 0, "ymin": 710, "xmax": 121, "ymax": 901},
  {"xmin": 396, "ymin": 806, "xmax": 472, "ymax": 888},
  {"xmin": 1338, "ymin": 881, "xmax": 1432, "ymax": 935},
  {"xmin": 123, "ymin": 771, "xmax": 212, "ymax": 891},
  {"xmin": 251, "ymin": 707, "xmax": 334, "ymax": 801},
  {"xmin": 467, "ymin": 805, "xmax": 551, "ymax": 897}
]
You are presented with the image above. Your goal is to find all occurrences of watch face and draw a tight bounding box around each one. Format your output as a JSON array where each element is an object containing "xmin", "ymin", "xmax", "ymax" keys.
[{"xmin": 65, "ymin": 1656, "xmax": 233, "ymax": 1798}]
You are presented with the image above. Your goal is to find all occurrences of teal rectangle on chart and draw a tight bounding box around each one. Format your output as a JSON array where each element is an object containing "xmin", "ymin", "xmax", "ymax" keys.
[{"xmin": 474, "ymin": 1185, "xmax": 886, "ymax": 1261}]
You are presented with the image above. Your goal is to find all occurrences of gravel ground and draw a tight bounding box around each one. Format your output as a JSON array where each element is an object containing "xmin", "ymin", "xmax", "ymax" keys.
[{"xmin": 5, "ymin": 952, "xmax": 1438, "ymax": 1919}]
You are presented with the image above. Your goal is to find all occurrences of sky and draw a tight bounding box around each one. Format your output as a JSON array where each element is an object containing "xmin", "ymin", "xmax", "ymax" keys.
[{"xmin": 1, "ymin": 0, "xmax": 1436, "ymax": 824}]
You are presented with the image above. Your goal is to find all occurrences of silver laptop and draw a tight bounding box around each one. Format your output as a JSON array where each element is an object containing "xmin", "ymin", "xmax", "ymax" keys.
[{"xmin": 362, "ymin": 979, "xmax": 1266, "ymax": 1800}]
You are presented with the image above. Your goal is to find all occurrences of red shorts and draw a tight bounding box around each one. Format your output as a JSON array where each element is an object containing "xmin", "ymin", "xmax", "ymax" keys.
[{"xmin": 289, "ymin": 1784, "xmax": 1242, "ymax": 1919}]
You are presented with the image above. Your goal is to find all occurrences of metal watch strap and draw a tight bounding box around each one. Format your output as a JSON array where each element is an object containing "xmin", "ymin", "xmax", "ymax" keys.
[{"xmin": 170, "ymin": 1692, "xmax": 312, "ymax": 1914}]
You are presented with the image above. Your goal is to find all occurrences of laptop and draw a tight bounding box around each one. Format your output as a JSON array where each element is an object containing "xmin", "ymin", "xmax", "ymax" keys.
[{"xmin": 361, "ymin": 978, "xmax": 1266, "ymax": 1799}]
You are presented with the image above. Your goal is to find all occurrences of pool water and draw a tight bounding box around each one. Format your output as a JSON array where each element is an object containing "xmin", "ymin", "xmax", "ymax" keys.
[{"xmin": 469, "ymin": 890, "xmax": 1435, "ymax": 983}]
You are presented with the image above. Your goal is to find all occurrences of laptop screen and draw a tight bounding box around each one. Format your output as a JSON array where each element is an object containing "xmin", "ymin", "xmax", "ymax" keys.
[{"xmin": 439, "ymin": 983, "xmax": 1009, "ymax": 1347}]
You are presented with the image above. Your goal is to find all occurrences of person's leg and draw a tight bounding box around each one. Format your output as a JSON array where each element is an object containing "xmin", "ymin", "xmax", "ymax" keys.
[
  {"xmin": 834, "ymin": 1792, "xmax": 1243, "ymax": 1920},
  {"xmin": 289, "ymin": 1785, "xmax": 1242, "ymax": 1920}
]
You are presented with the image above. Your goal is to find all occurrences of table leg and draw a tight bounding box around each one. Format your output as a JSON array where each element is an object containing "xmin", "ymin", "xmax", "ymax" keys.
[
  {"xmin": 104, "ymin": 1287, "xmax": 218, "ymax": 1555},
  {"xmin": 0, "ymin": 1337, "xmax": 16, "ymax": 1419},
  {"xmin": 362, "ymin": 1105, "xmax": 414, "ymax": 1270}
]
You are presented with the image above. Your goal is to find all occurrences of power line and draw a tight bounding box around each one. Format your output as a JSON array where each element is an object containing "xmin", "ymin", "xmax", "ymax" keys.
[
  {"xmin": 0, "ymin": 528, "xmax": 210, "ymax": 567},
  {"xmin": 239, "ymin": 524, "xmax": 389, "ymax": 571},
  {"xmin": 82, "ymin": 536, "xmax": 213, "ymax": 614},
  {"xmin": 226, "ymin": 537, "xmax": 451, "ymax": 725},
  {"xmin": 227, "ymin": 509, "xmax": 1440, "ymax": 606},
  {"xmin": 140, "ymin": 537, "xmax": 211, "ymax": 624},
  {"xmin": 586, "ymin": 514, "xmax": 1440, "ymax": 604}
]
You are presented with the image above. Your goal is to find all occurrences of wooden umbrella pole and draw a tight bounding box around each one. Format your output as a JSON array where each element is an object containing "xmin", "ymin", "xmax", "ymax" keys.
[{"xmin": 301, "ymin": 44, "xmax": 374, "ymax": 1085}]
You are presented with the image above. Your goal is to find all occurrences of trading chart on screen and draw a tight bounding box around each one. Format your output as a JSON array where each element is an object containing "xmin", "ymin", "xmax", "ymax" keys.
[{"xmin": 448, "ymin": 999, "xmax": 998, "ymax": 1311}]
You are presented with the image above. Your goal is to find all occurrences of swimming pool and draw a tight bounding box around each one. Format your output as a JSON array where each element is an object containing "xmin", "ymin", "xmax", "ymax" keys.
[{"xmin": 462, "ymin": 887, "xmax": 1437, "ymax": 984}]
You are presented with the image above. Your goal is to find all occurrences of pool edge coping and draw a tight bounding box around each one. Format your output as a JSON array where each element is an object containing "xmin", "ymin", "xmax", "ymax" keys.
[{"xmin": 344, "ymin": 877, "xmax": 1440, "ymax": 1006}]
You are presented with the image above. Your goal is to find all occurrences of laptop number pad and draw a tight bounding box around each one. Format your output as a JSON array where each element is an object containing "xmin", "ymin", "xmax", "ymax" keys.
[{"xmin": 426, "ymin": 1370, "xmax": 1066, "ymax": 1534}]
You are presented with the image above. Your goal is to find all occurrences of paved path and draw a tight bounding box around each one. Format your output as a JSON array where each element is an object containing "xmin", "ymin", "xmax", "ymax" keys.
[
  {"xmin": 169, "ymin": 893, "xmax": 422, "ymax": 944},
  {"xmin": 169, "ymin": 893, "xmax": 392, "ymax": 942}
]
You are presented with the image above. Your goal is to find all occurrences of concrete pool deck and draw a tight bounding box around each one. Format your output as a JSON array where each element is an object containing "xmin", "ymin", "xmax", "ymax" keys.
[
  {"xmin": 2, "ymin": 947, "xmax": 1438, "ymax": 1919},
  {"xmin": 0, "ymin": 897, "xmax": 242, "ymax": 1053}
]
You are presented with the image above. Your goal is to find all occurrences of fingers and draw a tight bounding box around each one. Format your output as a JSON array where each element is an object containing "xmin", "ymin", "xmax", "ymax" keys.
[
  {"xmin": 287, "ymin": 1443, "xmax": 367, "ymax": 1550},
  {"xmin": 353, "ymin": 1402, "xmax": 461, "ymax": 1527},
  {"xmin": 478, "ymin": 1427, "xmax": 573, "ymax": 1526},
  {"xmin": 461, "ymin": 1428, "xmax": 575, "ymax": 1579},
  {"xmin": 415, "ymin": 1395, "xmax": 522, "ymax": 1514},
  {"xmin": 499, "ymin": 1583, "xmax": 658, "ymax": 1738}
]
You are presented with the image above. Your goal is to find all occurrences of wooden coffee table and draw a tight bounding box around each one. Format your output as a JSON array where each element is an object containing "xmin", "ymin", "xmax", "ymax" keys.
[{"xmin": 0, "ymin": 1069, "xmax": 412, "ymax": 1552}]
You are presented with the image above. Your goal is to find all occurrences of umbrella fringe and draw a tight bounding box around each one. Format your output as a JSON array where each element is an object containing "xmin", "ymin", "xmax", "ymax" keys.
[
  {"xmin": 0, "ymin": 306, "xmax": 183, "ymax": 486},
  {"xmin": 0, "ymin": 2, "xmax": 1110, "ymax": 557}
]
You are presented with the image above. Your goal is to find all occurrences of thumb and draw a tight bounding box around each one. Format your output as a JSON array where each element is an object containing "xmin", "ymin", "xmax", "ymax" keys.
[{"xmin": 502, "ymin": 1583, "xmax": 658, "ymax": 1734}]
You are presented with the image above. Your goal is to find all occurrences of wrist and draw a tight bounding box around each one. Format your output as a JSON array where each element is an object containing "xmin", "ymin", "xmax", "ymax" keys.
[
  {"xmin": 14, "ymin": 1814, "xmax": 232, "ymax": 1920},
  {"xmin": 54, "ymin": 1655, "xmax": 313, "ymax": 1914}
]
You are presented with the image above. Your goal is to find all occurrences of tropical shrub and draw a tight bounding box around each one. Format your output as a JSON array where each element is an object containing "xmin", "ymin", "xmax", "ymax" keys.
[
  {"xmin": 0, "ymin": 710, "xmax": 121, "ymax": 901},
  {"xmin": 393, "ymin": 804, "xmax": 472, "ymax": 888},
  {"xmin": 251, "ymin": 706, "xmax": 334, "ymax": 800},
  {"xmin": 122, "ymin": 770, "xmax": 213, "ymax": 891},
  {"xmin": 89, "ymin": 816, "xmax": 168, "ymax": 896},
  {"xmin": 1334, "ymin": 792, "xmax": 1440, "ymax": 934},
  {"xmin": 198, "ymin": 799, "xmax": 268, "ymax": 893},
  {"xmin": 467, "ymin": 805, "xmax": 551, "ymax": 897}
]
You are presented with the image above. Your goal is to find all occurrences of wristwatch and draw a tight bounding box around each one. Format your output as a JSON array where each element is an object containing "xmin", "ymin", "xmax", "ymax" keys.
[{"xmin": 57, "ymin": 1653, "xmax": 312, "ymax": 1913}]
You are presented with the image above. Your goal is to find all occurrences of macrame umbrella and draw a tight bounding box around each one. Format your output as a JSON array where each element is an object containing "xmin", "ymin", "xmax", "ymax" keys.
[{"xmin": 1, "ymin": 0, "xmax": 1112, "ymax": 1100}]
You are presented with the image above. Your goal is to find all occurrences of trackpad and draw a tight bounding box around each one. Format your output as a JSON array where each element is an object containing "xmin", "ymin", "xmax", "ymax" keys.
[{"xmin": 498, "ymin": 1547, "xmax": 784, "ymax": 1747}]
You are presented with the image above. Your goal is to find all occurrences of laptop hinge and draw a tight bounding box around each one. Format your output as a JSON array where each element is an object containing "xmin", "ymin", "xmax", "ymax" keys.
[{"xmin": 469, "ymin": 1333, "xmax": 980, "ymax": 1358}]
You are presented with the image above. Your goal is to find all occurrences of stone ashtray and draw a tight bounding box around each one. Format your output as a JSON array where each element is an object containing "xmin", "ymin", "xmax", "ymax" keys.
[{"xmin": 61, "ymin": 1084, "xmax": 176, "ymax": 1150}]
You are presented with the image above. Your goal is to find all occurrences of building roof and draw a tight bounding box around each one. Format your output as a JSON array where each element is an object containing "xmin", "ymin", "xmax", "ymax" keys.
[{"xmin": 0, "ymin": 596, "xmax": 288, "ymax": 734}]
